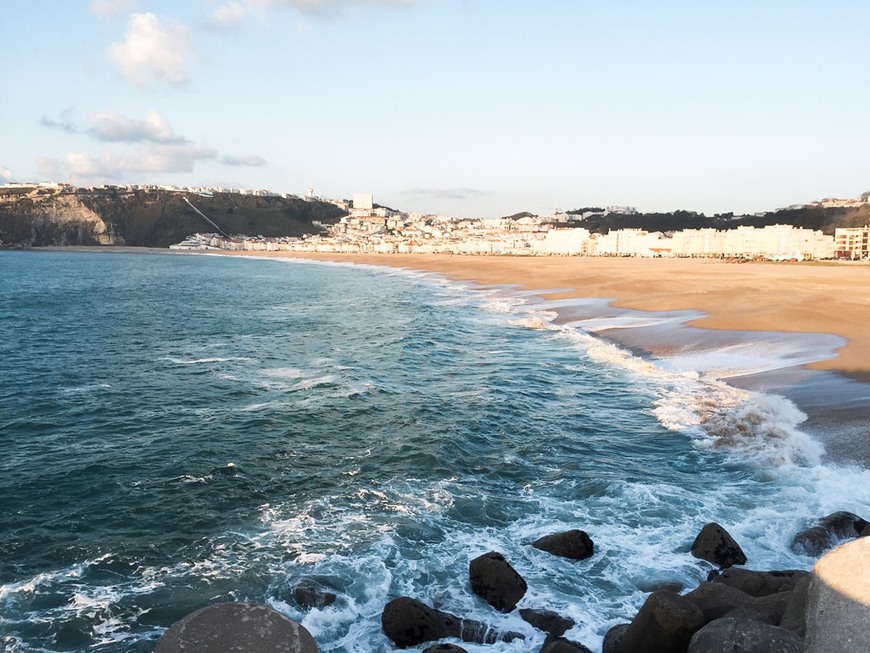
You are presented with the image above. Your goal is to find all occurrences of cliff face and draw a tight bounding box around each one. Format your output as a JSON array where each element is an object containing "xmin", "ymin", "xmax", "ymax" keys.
[{"xmin": 0, "ymin": 185, "xmax": 347, "ymax": 248}]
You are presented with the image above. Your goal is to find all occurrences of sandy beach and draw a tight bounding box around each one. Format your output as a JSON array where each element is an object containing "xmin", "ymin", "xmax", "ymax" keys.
[{"xmin": 225, "ymin": 252, "xmax": 870, "ymax": 383}]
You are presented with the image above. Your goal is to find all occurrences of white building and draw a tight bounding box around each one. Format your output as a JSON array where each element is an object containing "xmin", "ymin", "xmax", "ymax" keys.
[
  {"xmin": 670, "ymin": 228, "xmax": 726, "ymax": 258},
  {"xmin": 593, "ymin": 229, "xmax": 670, "ymax": 257},
  {"xmin": 352, "ymin": 193, "xmax": 374, "ymax": 210},
  {"xmin": 834, "ymin": 226, "xmax": 870, "ymax": 260},
  {"xmin": 530, "ymin": 228, "xmax": 594, "ymax": 255}
]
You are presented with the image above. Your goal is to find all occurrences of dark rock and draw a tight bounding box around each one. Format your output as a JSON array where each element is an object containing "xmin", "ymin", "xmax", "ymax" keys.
[
  {"xmin": 610, "ymin": 590, "xmax": 705, "ymax": 653},
  {"xmin": 422, "ymin": 645, "xmax": 467, "ymax": 653},
  {"xmin": 381, "ymin": 597, "xmax": 460, "ymax": 648},
  {"xmin": 721, "ymin": 591, "xmax": 792, "ymax": 626},
  {"xmin": 539, "ymin": 634, "xmax": 594, "ymax": 653},
  {"xmin": 708, "ymin": 568, "xmax": 808, "ymax": 597},
  {"xmin": 688, "ymin": 617, "xmax": 802, "ymax": 653},
  {"xmin": 778, "ymin": 574, "xmax": 810, "ymax": 635},
  {"xmin": 790, "ymin": 511, "xmax": 869, "ymax": 556},
  {"xmin": 636, "ymin": 579, "xmax": 686, "ymax": 594},
  {"xmin": 520, "ymin": 608, "xmax": 575, "ymax": 638},
  {"xmin": 293, "ymin": 580, "xmax": 337, "ymax": 609},
  {"xmin": 381, "ymin": 597, "xmax": 523, "ymax": 648},
  {"xmin": 690, "ymin": 522, "xmax": 747, "ymax": 569},
  {"xmin": 601, "ymin": 623, "xmax": 629, "ymax": 653},
  {"xmin": 469, "ymin": 551, "xmax": 527, "ymax": 612},
  {"xmin": 154, "ymin": 602, "xmax": 317, "ymax": 653},
  {"xmin": 531, "ymin": 530, "xmax": 595, "ymax": 561},
  {"xmin": 684, "ymin": 581, "xmax": 756, "ymax": 624},
  {"xmin": 860, "ymin": 522, "xmax": 870, "ymax": 538}
]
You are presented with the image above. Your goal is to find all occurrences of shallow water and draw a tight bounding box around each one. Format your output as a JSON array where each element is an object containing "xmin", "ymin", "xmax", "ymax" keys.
[{"xmin": 0, "ymin": 250, "xmax": 867, "ymax": 652}]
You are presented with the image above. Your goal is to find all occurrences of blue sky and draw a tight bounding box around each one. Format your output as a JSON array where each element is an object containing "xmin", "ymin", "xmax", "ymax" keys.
[{"xmin": 2, "ymin": 1, "xmax": 869, "ymax": 218}]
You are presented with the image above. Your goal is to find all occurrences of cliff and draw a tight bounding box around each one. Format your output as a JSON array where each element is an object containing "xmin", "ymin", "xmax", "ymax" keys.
[{"xmin": 0, "ymin": 185, "xmax": 347, "ymax": 248}]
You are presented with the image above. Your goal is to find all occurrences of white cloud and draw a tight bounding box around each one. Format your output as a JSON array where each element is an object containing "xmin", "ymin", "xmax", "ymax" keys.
[
  {"xmin": 0, "ymin": 165, "xmax": 14, "ymax": 182},
  {"xmin": 89, "ymin": 0, "xmax": 136, "ymax": 18},
  {"xmin": 221, "ymin": 154, "xmax": 268, "ymax": 166},
  {"xmin": 36, "ymin": 107, "xmax": 267, "ymax": 183},
  {"xmin": 208, "ymin": 0, "xmax": 416, "ymax": 27},
  {"xmin": 38, "ymin": 144, "xmax": 218, "ymax": 184},
  {"xmin": 108, "ymin": 13, "xmax": 193, "ymax": 86},
  {"xmin": 89, "ymin": 109, "xmax": 185, "ymax": 143},
  {"xmin": 208, "ymin": 1, "xmax": 248, "ymax": 29}
]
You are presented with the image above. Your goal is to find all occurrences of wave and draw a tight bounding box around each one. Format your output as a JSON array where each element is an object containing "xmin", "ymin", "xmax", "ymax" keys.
[
  {"xmin": 503, "ymin": 298, "xmax": 824, "ymax": 467},
  {"xmin": 159, "ymin": 356, "xmax": 253, "ymax": 365}
]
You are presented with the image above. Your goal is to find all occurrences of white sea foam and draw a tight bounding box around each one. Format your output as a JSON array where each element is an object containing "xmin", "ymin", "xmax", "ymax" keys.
[
  {"xmin": 478, "ymin": 288, "xmax": 824, "ymax": 467},
  {"xmin": 159, "ymin": 356, "xmax": 252, "ymax": 365}
]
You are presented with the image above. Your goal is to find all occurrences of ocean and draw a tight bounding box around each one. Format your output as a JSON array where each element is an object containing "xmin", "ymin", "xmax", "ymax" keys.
[{"xmin": 1, "ymin": 249, "xmax": 867, "ymax": 652}]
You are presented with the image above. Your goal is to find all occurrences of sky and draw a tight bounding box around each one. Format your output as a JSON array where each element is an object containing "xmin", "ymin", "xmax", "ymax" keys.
[{"xmin": 2, "ymin": 0, "xmax": 869, "ymax": 218}]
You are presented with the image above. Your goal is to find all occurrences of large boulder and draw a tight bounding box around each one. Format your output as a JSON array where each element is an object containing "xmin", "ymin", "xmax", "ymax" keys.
[
  {"xmin": 520, "ymin": 608, "xmax": 575, "ymax": 638},
  {"xmin": 422, "ymin": 646, "xmax": 467, "ymax": 653},
  {"xmin": 684, "ymin": 581, "xmax": 756, "ymax": 624},
  {"xmin": 690, "ymin": 523, "xmax": 747, "ymax": 569},
  {"xmin": 707, "ymin": 568, "xmax": 807, "ymax": 597},
  {"xmin": 531, "ymin": 530, "xmax": 594, "ymax": 561},
  {"xmin": 538, "ymin": 634, "xmax": 594, "ymax": 653},
  {"xmin": 381, "ymin": 597, "xmax": 522, "ymax": 648},
  {"xmin": 154, "ymin": 602, "xmax": 317, "ymax": 653},
  {"xmin": 790, "ymin": 511, "xmax": 868, "ymax": 557},
  {"xmin": 469, "ymin": 551, "xmax": 527, "ymax": 612},
  {"xmin": 804, "ymin": 537, "xmax": 870, "ymax": 653},
  {"xmin": 720, "ymin": 591, "xmax": 792, "ymax": 627},
  {"xmin": 608, "ymin": 590, "xmax": 705, "ymax": 653},
  {"xmin": 601, "ymin": 624, "xmax": 629, "ymax": 653},
  {"xmin": 293, "ymin": 579, "xmax": 338, "ymax": 609},
  {"xmin": 688, "ymin": 617, "xmax": 802, "ymax": 653},
  {"xmin": 778, "ymin": 574, "xmax": 810, "ymax": 635}
]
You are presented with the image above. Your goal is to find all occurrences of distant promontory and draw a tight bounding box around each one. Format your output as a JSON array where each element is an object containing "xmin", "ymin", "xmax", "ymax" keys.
[{"xmin": 0, "ymin": 184, "xmax": 347, "ymax": 248}]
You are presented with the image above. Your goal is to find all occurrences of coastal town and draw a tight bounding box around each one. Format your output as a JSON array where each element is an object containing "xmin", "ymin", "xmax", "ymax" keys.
[
  {"xmin": 3, "ymin": 181, "xmax": 869, "ymax": 260},
  {"xmin": 169, "ymin": 189, "xmax": 870, "ymax": 262}
]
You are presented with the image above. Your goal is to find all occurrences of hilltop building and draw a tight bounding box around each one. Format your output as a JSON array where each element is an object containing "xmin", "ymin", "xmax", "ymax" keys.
[{"xmin": 353, "ymin": 193, "xmax": 374, "ymax": 211}]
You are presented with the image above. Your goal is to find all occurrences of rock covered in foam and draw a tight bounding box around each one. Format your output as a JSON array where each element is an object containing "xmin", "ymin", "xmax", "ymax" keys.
[
  {"xmin": 293, "ymin": 579, "xmax": 338, "ymax": 609},
  {"xmin": 520, "ymin": 607, "xmax": 575, "ymax": 638},
  {"xmin": 531, "ymin": 529, "xmax": 594, "ymax": 561},
  {"xmin": 154, "ymin": 602, "xmax": 317, "ymax": 653},
  {"xmin": 381, "ymin": 596, "xmax": 523, "ymax": 648},
  {"xmin": 790, "ymin": 511, "xmax": 868, "ymax": 556},
  {"xmin": 690, "ymin": 522, "xmax": 747, "ymax": 569},
  {"xmin": 422, "ymin": 645, "xmax": 468, "ymax": 653},
  {"xmin": 468, "ymin": 551, "xmax": 527, "ymax": 613}
]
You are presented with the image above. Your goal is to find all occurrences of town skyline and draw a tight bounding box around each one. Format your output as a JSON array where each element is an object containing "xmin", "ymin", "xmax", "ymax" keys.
[{"xmin": 3, "ymin": 1, "xmax": 869, "ymax": 219}]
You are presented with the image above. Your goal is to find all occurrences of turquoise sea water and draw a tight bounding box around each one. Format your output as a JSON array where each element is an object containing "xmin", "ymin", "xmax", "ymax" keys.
[{"xmin": 1, "ymin": 250, "xmax": 867, "ymax": 652}]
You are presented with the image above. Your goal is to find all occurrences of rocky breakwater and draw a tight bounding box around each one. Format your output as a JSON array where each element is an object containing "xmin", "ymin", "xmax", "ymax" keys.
[
  {"xmin": 154, "ymin": 511, "xmax": 867, "ymax": 652},
  {"xmin": 603, "ymin": 512, "xmax": 868, "ymax": 653}
]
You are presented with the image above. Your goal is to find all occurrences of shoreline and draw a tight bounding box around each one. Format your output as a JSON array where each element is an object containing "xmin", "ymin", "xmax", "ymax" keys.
[
  {"xmin": 218, "ymin": 251, "xmax": 870, "ymax": 381},
  {"xmin": 220, "ymin": 250, "xmax": 870, "ymax": 467},
  {"xmin": 16, "ymin": 247, "xmax": 870, "ymax": 464}
]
